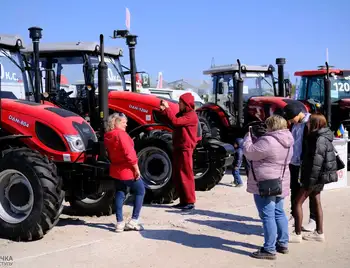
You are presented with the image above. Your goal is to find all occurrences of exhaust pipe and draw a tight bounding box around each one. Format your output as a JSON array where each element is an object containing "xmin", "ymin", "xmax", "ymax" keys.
[
  {"xmin": 235, "ymin": 59, "xmax": 244, "ymax": 128},
  {"xmin": 276, "ymin": 58, "xmax": 286, "ymax": 97},
  {"xmin": 324, "ymin": 61, "xmax": 332, "ymax": 127},
  {"xmin": 28, "ymin": 26, "xmax": 43, "ymax": 103}
]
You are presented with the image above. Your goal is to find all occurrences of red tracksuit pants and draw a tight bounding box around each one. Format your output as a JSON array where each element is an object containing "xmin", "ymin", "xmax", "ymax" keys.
[{"xmin": 172, "ymin": 149, "xmax": 196, "ymax": 204}]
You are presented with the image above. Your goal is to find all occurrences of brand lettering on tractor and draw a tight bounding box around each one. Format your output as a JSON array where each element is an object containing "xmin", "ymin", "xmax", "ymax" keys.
[
  {"xmin": 8, "ymin": 115, "xmax": 29, "ymax": 128},
  {"xmin": 129, "ymin": 104, "xmax": 148, "ymax": 113}
]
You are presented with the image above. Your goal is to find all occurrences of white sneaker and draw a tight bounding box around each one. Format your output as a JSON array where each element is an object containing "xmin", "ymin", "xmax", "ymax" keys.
[
  {"xmin": 115, "ymin": 221, "xmax": 125, "ymax": 233},
  {"xmin": 289, "ymin": 231, "xmax": 302, "ymax": 243},
  {"xmin": 302, "ymin": 219, "xmax": 316, "ymax": 232},
  {"xmin": 288, "ymin": 216, "xmax": 295, "ymax": 227},
  {"xmin": 303, "ymin": 231, "xmax": 325, "ymax": 242},
  {"xmin": 125, "ymin": 219, "xmax": 144, "ymax": 231}
]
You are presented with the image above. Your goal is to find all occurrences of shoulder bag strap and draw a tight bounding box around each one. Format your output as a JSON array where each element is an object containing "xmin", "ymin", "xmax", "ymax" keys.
[
  {"xmin": 280, "ymin": 147, "xmax": 290, "ymax": 179},
  {"xmin": 250, "ymin": 147, "xmax": 290, "ymax": 182}
]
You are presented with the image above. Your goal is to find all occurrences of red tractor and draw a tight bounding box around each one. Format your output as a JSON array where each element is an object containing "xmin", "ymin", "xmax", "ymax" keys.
[
  {"xmin": 197, "ymin": 58, "xmax": 293, "ymax": 145},
  {"xmin": 21, "ymin": 30, "xmax": 234, "ymax": 209},
  {"xmin": 294, "ymin": 62, "xmax": 350, "ymax": 163},
  {"xmin": 0, "ymin": 27, "xmax": 125, "ymax": 241}
]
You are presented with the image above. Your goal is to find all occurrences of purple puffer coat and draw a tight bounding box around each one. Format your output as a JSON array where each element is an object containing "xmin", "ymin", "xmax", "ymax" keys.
[{"xmin": 243, "ymin": 129, "xmax": 294, "ymax": 198}]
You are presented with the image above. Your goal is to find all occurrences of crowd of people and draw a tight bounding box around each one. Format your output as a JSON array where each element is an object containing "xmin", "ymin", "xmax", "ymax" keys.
[{"xmin": 103, "ymin": 94, "xmax": 341, "ymax": 260}]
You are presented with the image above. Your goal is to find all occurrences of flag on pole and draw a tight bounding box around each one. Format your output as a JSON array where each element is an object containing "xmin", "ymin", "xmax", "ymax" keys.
[{"xmin": 125, "ymin": 7, "xmax": 131, "ymax": 31}]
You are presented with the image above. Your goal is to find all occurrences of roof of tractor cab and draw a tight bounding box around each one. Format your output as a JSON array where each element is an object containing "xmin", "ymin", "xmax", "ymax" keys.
[
  {"xmin": 203, "ymin": 63, "xmax": 274, "ymax": 75},
  {"xmin": 0, "ymin": 34, "xmax": 25, "ymax": 49},
  {"xmin": 22, "ymin": 42, "xmax": 123, "ymax": 57},
  {"xmin": 295, "ymin": 69, "xmax": 350, "ymax": 76}
]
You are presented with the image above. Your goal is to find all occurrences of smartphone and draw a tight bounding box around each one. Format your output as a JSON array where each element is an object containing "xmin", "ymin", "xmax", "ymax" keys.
[{"xmin": 249, "ymin": 126, "xmax": 253, "ymax": 136}]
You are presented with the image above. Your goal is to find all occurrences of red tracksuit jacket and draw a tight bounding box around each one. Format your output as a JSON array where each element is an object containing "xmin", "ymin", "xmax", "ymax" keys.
[
  {"xmin": 104, "ymin": 128, "xmax": 138, "ymax": 180},
  {"xmin": 162, "ymin": 93, "xmax": 200, "ymax": 150}
]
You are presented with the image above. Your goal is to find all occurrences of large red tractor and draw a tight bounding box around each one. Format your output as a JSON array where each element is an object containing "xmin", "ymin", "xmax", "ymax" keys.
[
  {"xmin": 294, "ymin": 63, "xmax": 350, "ymax": 163},
  {"xmin": 0, "ymin": 27, "xmax": 124, "ymax": 241},
  {"xmin": 22, "ymin": 30, "xmax": 234, "ymax": 209},
  {"xmin": 197, "ymin": 58, "xmax": 293, "ymax": 145}
]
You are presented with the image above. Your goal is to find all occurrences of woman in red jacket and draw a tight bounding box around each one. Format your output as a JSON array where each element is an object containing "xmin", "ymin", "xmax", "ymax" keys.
[{"xmin": 104, "ymin": 112, "xmax": 145, "ymax": 232}]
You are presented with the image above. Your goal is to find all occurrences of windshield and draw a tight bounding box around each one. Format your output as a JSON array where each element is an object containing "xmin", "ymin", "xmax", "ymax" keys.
[
  {"xmin": 208, "ymin": 72, "xmax": 274, "ymax": 112},
  {"xmin": 89, "ymin": 55, "xmax": 125, "ymax": 91},
  {"xmin": 295, "ymin": 74, "xmax": 350, "ymax": 102},
  {"xmin": 0, "ymin": 48, "xmax": 32, "ymax": 99},
  {"xmin": 39, "ymin": 54, "xmax": 126, "ymax": 97}
]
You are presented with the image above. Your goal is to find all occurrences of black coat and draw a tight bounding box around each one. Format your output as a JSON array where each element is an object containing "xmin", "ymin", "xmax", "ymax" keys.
[{"xmin": 300, "ymin": 127, "xmax": 338, "ymax": 188}]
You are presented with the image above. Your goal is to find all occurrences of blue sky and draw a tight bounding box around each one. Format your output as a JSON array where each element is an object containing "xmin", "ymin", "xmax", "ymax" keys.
[{"xmin": 1, "ymin": 0, "xmax": 350, "ymax": 84}]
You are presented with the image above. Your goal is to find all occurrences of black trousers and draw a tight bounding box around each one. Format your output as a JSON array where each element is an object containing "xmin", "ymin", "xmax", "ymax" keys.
[{"xmin": 289, "ymin": 164, "xmax": 316, "ymax": 220}]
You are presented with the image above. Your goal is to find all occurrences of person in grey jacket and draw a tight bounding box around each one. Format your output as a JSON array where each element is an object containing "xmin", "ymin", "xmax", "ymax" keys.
[
  {"xmin": 243, "ymin": 115, "xmax": 294, "ymax": 260},
  {"xmin": 290, "ymin": 113, "xmax": 338, "ymax": 243}
]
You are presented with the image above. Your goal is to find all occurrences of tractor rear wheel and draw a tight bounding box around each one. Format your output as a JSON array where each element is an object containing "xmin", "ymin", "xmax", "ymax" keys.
[
  {"xmin": 194, "ymin": 164, "xmax": 225, "ymax": 191},
  {"xmin": 0, "ymin": 147, "xmax": 64, "ymax": 241},
  {"xmin": 135, "ymin": 130, "xmax": 177, "ymax": 204},
  {"xmin": 197, "ymin": 110, "xmax": 222, "ymax": 140},
  {"xmin": 68, "ymin": 190, "xmax": 115, "ymax": 216}
]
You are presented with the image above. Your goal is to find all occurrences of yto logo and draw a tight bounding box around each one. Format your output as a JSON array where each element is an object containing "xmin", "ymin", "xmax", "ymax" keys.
[{"xmin": 8, "ymin": 115, "xmax": 29, "ymax": 128}]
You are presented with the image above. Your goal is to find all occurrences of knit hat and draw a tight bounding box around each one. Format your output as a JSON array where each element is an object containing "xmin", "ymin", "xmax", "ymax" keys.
[{"xmin": 283, "ymin": 103, "xmax": 303, "ymax": 120}]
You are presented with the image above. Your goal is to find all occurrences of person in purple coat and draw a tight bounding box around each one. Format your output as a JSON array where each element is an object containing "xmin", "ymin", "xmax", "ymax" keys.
[{"xmin": 243, "ymin": 115, "xmax": 294, "ymax": 260}]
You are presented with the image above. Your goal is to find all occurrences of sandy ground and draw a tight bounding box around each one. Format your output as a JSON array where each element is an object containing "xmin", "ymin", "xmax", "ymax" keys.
[{"xmin": 1, "ymin": 172, "xmax": 350, "ymax": 268}]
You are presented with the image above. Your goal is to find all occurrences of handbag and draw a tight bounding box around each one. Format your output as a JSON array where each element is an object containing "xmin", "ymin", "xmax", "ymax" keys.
[
  {"xmin": 250, "ymin": 147, "xmax": 290, "ymax": 197},
  {"xmin": 332, "ymin": 145, "xmax": 345, "ymax": 171}
]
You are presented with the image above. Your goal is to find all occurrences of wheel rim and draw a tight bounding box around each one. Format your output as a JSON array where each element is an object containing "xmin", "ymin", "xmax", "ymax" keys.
[
  {"xmin": 137, "ymin": 146, "xmax": 172, "ymax": 190},
  {"xmin": 79, "ymin": 192, "xmax": 106, "ymax": 204},
  {"xmin": 0, "ymin": 169, "xmax": 34, "ymax": 224},
  {"xmin": 194, "ymin": 165, "xmax": 210, "ymax": 180}
]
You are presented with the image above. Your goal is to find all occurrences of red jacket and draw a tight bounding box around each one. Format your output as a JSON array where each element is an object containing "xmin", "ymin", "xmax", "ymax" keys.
[
  {"xmin": 104, "ymin": 128, "xmax": 138, "ymax": 180},
  {"xmin": 161, "ymin": 93, "xmax": 200, "ymax": 150}
]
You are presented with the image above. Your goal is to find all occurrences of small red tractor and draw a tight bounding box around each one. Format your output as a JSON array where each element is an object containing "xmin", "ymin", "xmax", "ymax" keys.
[
  {"xmin": 197, "ymin": 58, "xmax": 293, "ymax": 145},
  {"xmin": 294, "ymin": 63, "xmax": 350, "ymax": 163},
  {"xmin": 0, "ymin": 27, "xmax": 122, "ymax": 241},
  {"xmin": 22, "ymin": 29, "xmax": 234, "ymax": 210}
]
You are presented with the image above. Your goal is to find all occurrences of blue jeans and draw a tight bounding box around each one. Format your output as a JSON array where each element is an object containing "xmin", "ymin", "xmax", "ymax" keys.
[
  {"xmin": 232, "ymin": 169, "xmax": 243, "ymax": 185},
  {"xmin": 254, "ymin": 194, "xmax": 289, "ymax": 253},
  {"xmin": 115, "ymin": 178, "xmax": 145, "ymax": 222}
]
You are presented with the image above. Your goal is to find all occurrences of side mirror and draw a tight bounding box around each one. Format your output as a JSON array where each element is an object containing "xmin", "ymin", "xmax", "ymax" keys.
[
  {"xmin": 217, "ymin": 82, "xmax": 224, "ymax": 94},
  {"xmin": 137, "ymin": 71, "xmax": 150, "ymax": 88},
  {"xmin": 41, "ymin": 69, "xmax": 57, "ymax": 98},
  {"xmin": 284, "ymin": 79, "xmax": 291, "ymax": 97},
  {"xmin": 83, "ymin": 64, "xmax": 95, "ymax": 86}
]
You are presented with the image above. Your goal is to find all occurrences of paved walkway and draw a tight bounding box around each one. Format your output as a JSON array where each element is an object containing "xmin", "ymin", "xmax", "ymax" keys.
[{"xmin": 1, "ymin": 174, "xmax": 350, "ymax": 268}]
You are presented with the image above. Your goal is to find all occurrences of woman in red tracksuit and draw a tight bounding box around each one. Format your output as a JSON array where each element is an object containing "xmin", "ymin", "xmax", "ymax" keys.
[
  {"xmin": 104, "ymin": 113, "xmax": 145, "ymax": 232},
  {"xmin": 160, "ymin": 92, "xmax": 200, "ymax": 210}
]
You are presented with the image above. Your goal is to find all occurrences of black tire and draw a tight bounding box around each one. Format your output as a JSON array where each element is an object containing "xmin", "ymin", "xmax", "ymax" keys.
[
  {"xmin": 134, "ymin": 130, "xmax": 177, "ymax": 204},
  {"xmin": 194, "ymin": 165, "xmax": 225, "ymax": 191},
  {"xmin": 0, "ymin": 147, "xmax": 64, "ymax": 241},
  {"xmin": 197, "ymin": 110, "xmax": 222, "ymax": 140},
  {"xmin": 68, "ymin": 190, "xmax": 115, "ymax": 216}
]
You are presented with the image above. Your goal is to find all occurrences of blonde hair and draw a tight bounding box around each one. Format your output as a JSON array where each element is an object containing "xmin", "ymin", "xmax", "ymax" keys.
[
  {"xmin": 106, "ymin": 112, "xmax": 127, "ymax": 132},
  {"xmin": 265, "ymin": 114, "xmax": 288, "ymax": 132}
]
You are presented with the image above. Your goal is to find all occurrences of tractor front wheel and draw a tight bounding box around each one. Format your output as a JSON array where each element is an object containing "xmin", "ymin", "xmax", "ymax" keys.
[{"xmin": 0, "ymin": 148, "xmax": 64, "ymax": 241}]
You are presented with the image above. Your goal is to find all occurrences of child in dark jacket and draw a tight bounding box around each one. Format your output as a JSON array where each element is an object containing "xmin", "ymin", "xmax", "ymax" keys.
[{"xmin": 232, "ymin": 138, "xmax": 244, "ymax": 187}]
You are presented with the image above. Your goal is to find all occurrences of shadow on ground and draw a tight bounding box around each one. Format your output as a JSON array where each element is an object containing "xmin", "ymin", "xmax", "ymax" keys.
[
  {"xmin": 186, "ymin": 219, "xmax": 263, "ymax": 236},
  {"xmin": 165, "ymin": 208, "xmax": 260, "ymax": 223},
  {"xmin": 141, "ymin": 229, "xmax": 259, "ymax": 256},
  {"xmin": 56, "ymin": 217, "xmax": 115, "ymax": 232}
]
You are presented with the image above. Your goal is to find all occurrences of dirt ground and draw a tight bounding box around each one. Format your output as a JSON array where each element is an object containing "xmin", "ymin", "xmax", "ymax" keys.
[{"xmin": 1, "ymin": 172, "xmax": 350, "ymax": 268}]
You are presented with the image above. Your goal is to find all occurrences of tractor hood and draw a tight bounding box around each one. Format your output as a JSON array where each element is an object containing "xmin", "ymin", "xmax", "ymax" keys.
[
  {"xmin": 108, "ymin": 90, "xmax": 179, "ymax": 111},
  {"xmin": 338, "ymin": 98, "xmax": 350, "ymax": 109},
  {"xmin": 1, "ymin": 99, "xmax": 97, "ymax": 161}
]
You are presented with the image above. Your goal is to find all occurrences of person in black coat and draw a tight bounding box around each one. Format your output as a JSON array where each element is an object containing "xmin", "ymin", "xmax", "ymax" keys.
[{"xmin": 289, "ymin": 113, "xmax": 338, "ymax": 243}]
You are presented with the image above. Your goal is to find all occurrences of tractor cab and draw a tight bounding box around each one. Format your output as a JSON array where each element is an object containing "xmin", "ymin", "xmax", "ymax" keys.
[
  {"xmin": 203, "ymin": 63, "xmax": 277, "ymax": 116},
  {"xmin": 22, "ymin": 43, "xmax": 151, "ymax": 122},
  {"xmin": 0, "ymin": 36, "xmax": 34, "ymax": 101},
  {"xmin": 294, "ymin": 66, "xmax": 350, "ymax": 130}
]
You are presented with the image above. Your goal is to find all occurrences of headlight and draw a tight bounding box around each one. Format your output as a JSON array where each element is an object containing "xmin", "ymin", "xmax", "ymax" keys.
[{"xmin": 64, "ymin": 135, "xmax": 85, "ymax": 152}]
